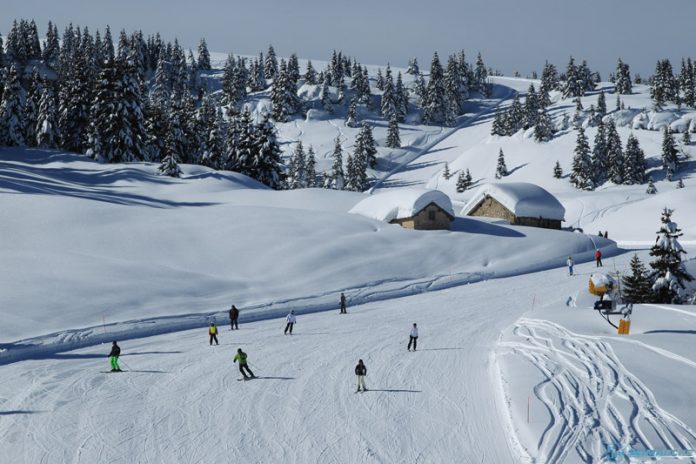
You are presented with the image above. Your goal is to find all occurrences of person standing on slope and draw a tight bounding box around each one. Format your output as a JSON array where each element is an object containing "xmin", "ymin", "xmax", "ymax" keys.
[
  {"xmin": 567, "ymin": 256, "xmax": 574, "ymax": 276},
  {"xmin": 234, "ymin": 348, "xmax": 255, "ymax": 380},
  {"xmin": 284, "ymin": 310, "xmax": 296, "ymax": 335},
  {"xmin": 108, "ymin": 341, "xmax": 122, "ymax": 372},
  {"xmin": 229, "ymin": 304, "xmax": 239, "ymax": 330},
  {"xmin": 355, "ymin": 359, "xmax": 367, "ymax": 392},
  {"xmin": 408, "ymin": 323, "xmax": 419, "ymax": 351},
  {"xmin": 209, "ymin": 323, "xmax": 219, "ymax": 345},
  {"xmin": 595, "ymin": 249, "xmax": 603, "ymax": 267},
  {"xmin": 339, "ymin": 293, "xmax": 347, "ymax": 314}
]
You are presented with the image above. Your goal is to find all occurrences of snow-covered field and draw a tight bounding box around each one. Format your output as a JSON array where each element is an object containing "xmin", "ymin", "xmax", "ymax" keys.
[{"xmin": 3, "ymin": 64, "xmax": 696, "ymax": 463}]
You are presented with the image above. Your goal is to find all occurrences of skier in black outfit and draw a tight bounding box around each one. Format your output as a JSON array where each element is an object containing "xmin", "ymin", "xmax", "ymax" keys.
[
  {"xmin": 355, "ymin": 359, "xmax": 367, "ymax": 392},
  {"xmin": 108, "ymin": 341, "xmax": 122, "ymax": 372},
  {"xmin": 229, "ymin": 305, "xmax": 239, "ymax": 330},
  {"xmin": 340, "ymin": 293, "xmax": 347, "ymax": 314}
]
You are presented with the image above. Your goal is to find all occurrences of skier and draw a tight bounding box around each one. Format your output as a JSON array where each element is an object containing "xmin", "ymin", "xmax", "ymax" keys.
[
  {"xmin": 108, "ymin": 341, "xmax": 122, "ymax": 372},
  {"xmin": 233, "ymin": 348, "xmax": 255, "ymax": 380},
  {"xmin": 595, "ymin": 249, "xmax": 603, "ymax": 267},
  {"xmin": 209, "ymin": 323, "xmax": 219, "ymax": 345},
  {"xmin": 567, "ymin": 256, "xmax": 574, "ymax": 276},
  {"xmin": 229, "ymin": 304, "xmax": 239, "ymax": 330},
  {"xmin": 340, "ymin": 292, "xmax": 347, "ymax": 314},
  {"xmin": 408, "ymin": 323, "xmax": 419, "ymax": 351},
  {"xmin": 284, "ymin": 310, "xmax": 296, "ymax": 335},
  {"xmin": 355, "ymin": 359, "xmax": 367, "ymax": 392}
]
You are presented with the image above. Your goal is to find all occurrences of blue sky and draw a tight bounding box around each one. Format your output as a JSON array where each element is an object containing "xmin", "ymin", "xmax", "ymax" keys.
[{"xmin": 3, "ymin": 0, "xmax": 695, "ymax": 77}]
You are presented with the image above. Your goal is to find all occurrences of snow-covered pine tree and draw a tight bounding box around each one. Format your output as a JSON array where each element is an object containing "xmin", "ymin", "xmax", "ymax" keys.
[
  {"xmin": 682, "ymin": 130, "xmax": 691, "ymax": 145},
  {"xmin": 304, "ymin": 60, "xmax": 317, "ymax": 85},
  {"xmin": 423, "ymin": 52, "xmax": 447, "ymax": 125},
  {"xmin": 0, "ymin": 64, "xmax": 26, "ymax": 146},
  {"xmin": 35, "ymin": 85, "xmax": 58, "ymax": 148},
  {"xmin": 523, "ymin": 84, "xmax": 539, "ymax": 129},
  {"xmin": 251, "ymin": 112, "xmax": 285, "ymax": 189},
  {"xmin": 345, "ymin": 96, "xmax": 358, "ymax": 127},
  {"xmin": 491, "ymin": 107, "xmax": 506, "ymax": 136},
  {"xmin": 325, "ymin": 136, "xmax": 345, "ymax": 190},
  {"xmin": 42, "ymin": 21, "xmax": 60, "ymax": 68},
  {"xmin": 413, "ymin": 72, "xmax": 426, "ymax": 107},
  {"xmin": 442, "ymin": 162, "xmax": 451, "ymax": 180},
  {"xmin": 615, "ymin": 58, "xmax": 632, "ymax": 95},
  {"xmin": 661, "ymin": 126, "xmax": 678, "ymax": 180},
  {"xmin": 533, "ymin": 107, "xmax": 553, "ymax": 142},
  {"xmin": 505, "ymin": 95, "xmax": 524, "ymax": 135},
  {"xmin": 596, "ymin": 90, "xmax": 607, "ymax": 116},
  {"xmin": 384, "ymin": 115, "xmax": 400, "ymax": 149},
  {"xmin": 305, "ymin": 145, "xmax": 317, "ymax": 188},
  {"xmin": 395, "ymin": 72, "xmax": 409, "ymax": 122},
  {"xmin": 676, "ymin": 178, "xmax": 685, "ymax": 188},
  {"xmin": 375, "ymin": 68, "xmax": 384, "ymax": 91},
  {"xmin": 354, "ymin": 122, "xmax": 378, "ymax": 168},
  {"xmin": 287, "ymin": 53, "xmax": 301, "ymax": 86},
  {"xmin": 164, "ymin": 98, "xmax": 189, "ymax": 166},
  {"xmin": 648, "ymin": 208, "xmax": 694, "ymax": 303},
  {"xmin": 606, "ymin": 121, "xmax": 624, "ymax": 184},
  {"xmin": 271, "ymin": 60, "xmax": 299, "ymax": 122},
  {"xmin": 264, "ymin": 45, "xmax": 278, "ymax": 80},
  {"xmin": 407, "ymin": 58, "xmax": 419, "ymax": 75},
  {"xmin": 200, "ymin": 103, "xmax": 226, "ymax": 169},
  {"xmin": 553, "ymin": 161, "xmax": 563, "ymax": 178},
  {"xmin": 646, "ymin": 177, "xmax": 657, "ymax": 194},
  {"xmin": 622, "ymin": 254, "xmax": 653, "ymax": 304},
  {"xmin": 197, "ymin": 38, "xmax": 211, "ymax": 70},
  {"xmin": 592, "ymin": 120, "xmax": 609, "ymax": 185},
  {"xmin": 539, "ymin": 61, "xmax": 558, "ymax": 107},
  {"xmin": 650, "ymin": 59, "xmax": 677, "ymax": 109},
  {"xmin": 456, "ymin": 169, "xmax": 472, "ymax": 193},
  {"xmin": 562, "ymin": 56, "xmax": 584, "ymax": 98},
  {"xmin": 320, "ymin": 78, "xmax": 333, "ymax": 113},
  {"xmin": 380, "ymin": 64, "xmax": 397, "ymax": 120},
  {"xmin": 570, "ymin": 127, "xmax": 593, "ymax": 190},
  {"xmin": 158, "ymin": 153, "xmax": 182, "ymax": 177},
  {"xmin": 143, "ymin": 101, "xmax": 168, "ymax": 162},
  {"xmin": 287, "ymin": 141, "xmax": 306, "ymax": 189},
  {"xmin": 151, "ymin": 54, "xmax": 171, "ymax": 105},
  {"xmin": 623, "ymin": 133, "xmax": 647, "ymax": 185},
  {"xmin": 680, "ymin": 58, "xmax": 695, "ymax": 108},
  {"xmin": 24, "ymin": 68, "xmax": 43, "ymax": 147},
  {"xmin": 345, "ymin": 151, "xmax": 369, "ymax": 192},
  {"xmin": 473, "ymin": 52, "xmax": 489, "ymax": 96},
  {"xmin": 495, "ymin": 148, "xmax": 508, "ymax": 179}
]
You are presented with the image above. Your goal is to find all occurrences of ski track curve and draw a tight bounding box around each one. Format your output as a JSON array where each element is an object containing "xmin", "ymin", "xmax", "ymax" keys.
[{"xmin": 499, "ymin": 318, "xmax": 696, "ymax": 463}]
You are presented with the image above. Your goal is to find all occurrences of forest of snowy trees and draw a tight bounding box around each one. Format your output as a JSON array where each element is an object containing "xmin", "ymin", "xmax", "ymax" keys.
[{"xmin": 0, "ymin": 18, "xmax": 491, "ymax": 192}]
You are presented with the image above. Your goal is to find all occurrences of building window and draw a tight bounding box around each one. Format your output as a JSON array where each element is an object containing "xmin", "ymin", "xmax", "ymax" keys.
[{"xmin": 428, "ymin": 210, "xmax": 436, "ymax": 221}]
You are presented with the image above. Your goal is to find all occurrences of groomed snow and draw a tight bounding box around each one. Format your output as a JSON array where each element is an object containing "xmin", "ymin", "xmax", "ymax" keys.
[
  {"xmin": 461, "ymin": 182, "xmax": 566, "ymax": 221},
  {"xmin": 348, "ymin": 188, "xmax": 454, "ymax": 223}
]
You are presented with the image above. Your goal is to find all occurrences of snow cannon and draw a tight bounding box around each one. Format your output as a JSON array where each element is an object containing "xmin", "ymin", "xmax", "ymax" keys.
[{"xmin": 589, "ymin": 273, "xmax": 617, "ymax": 300}]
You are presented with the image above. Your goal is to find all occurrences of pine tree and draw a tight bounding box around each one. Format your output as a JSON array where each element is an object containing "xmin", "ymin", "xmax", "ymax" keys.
[
  {"xmin": 570, "ymin": 127, "xmax": 593, "ymax": 190},
  {"xmin": 592, "ymin": 120, "xmax": 609, "ymax": 185},
  {"xmin": 553, "ymin": 161, "xmax": 563, "ymax": 178},
  {"xmin": 201, "ymin": 105, "xmax": 226, "ymax": 169},
  {"xmin": 375, "ymin": 68, "xmax": 384, "ymax": 90},
  {"xmin": 345, "ymin": 152, "xmax": 369, "ymax": 192},
  {"xmin": 606, "ymin": 121, "xmax": 624, "ymax": 184},
  {"xmin": 251, "ymin": 112, "xmax": 285, "ymax": 189},
  {"xmin": 35, "ymin": 86, "xmax": 58, "ymax": 148},
  {"xmin": 473, "ymin": 52, "xmax": 489, "ymax": 96},
  {"xmin": 264, "ymin": 45, "xmax": 278, "ymax": 80},
  {"xmin": 304, "ymin": 60, "xmax": 317, "ymax": 85},
  {"xmin": 0, "ymin": 64, "xmax": 26, "ymax": 146},
  {"xmin": 534, "ymin": 107, "xmax": 553, "ymax": 142},
  {"xmin": 271, "ymin": 60, "xmax": 299, "ymax": 122},
  {"xmin": 562, "ymin": 56, "xmax": 584, "ymax": 98},
  {"xmin": 407, "ymin": 58, "xmax": 419, "ymax": 75},
  {"xmin": 442, "ymin": 162, "xmax": 451, "ymax": 180},
  {"xmin": 423, "ymin": 52, "xmax": 447, "ymax": 125},
  {"xmin": 623, "ymin": 134, "xmax": 647, "ymax": 185},
  {"xmin": 680, "ymin": 58, "xmax": 695, "ymax": 108},
  {"xmin": 495, "ymin": 148, "xmax": 508, "ymax": 179},
  {"xmin": 345, "ymin": 96, "xmax": 358, "ymax": 127},
  {"xmin": 622, "ymin": 254, "xmax": 653, "ymax": 304},
  {"xmin": 491, "ymin": 107, "xmax": 506, "ymax": 136},
  {"xmin": 539, "ymin": 61, "xmax": 558, "ymax": 107},
  {"xmin": 505, "ymin": 95, "xmax": 524, "ymax": 135},
  {"xmin": 523, "ymin": 84, "xmax": 539, "ymax": 129},
  {"xmin": 287, "ymin": 141, "xmax": 306, "ymax": 189},
  {"xmin": 380, "ymin": 65, "xmax": 397, "ymax": 120},
  {"xmin": 325, "ymin": 136, "xmax": 345, "ymax": 190},
  {"xmin": 42, "ymin": 21, "xmax": 60, "ymax": 68},
  {"xmin": 197, "ymin": 38, "xmax": 211, "ymax": 70},
  {"xmin": 354, "ymin": 123, "xmax": 378, "ymax": 169},
  {"xmin": 456, "ymin": 169, "xmax": 472, "ymax": 193},
  {"xmin": 596, "ymin": 91, "xmax": 607, "ymax": 116},
  {"xmin": 676, "ymin": 178, "xmax": 685, "ymax": 189},
  {"xmin": 615, "ymin": 58, "xmax": 633, "ymax": 95},
  {"xmin": 413, "ymin": 72, "xmax": 427, "ymax": 107},
  {"xmin": 386, "ymin": 116, "xmax": 401, "ymax": 148},
  {"xmin": 650, "ymin": 59, "xmax": 677, "ymax": 109},
  {"xmin": 646, "ymin": 177, "xmax": 657, "ymax": 194},
  {"xmin": 395, "ymin": 72, "xmax": 409, "ymax": 122},
  {"xmin": 158, "ymin": 153, "xmax": 183, "ymax": 177},
  {"xmin": 305, "ymin": 146, "xmax": 317, "ymax": 188},
  {"xmin": 287, "ymin": 53, "xmax": 300, "ymax": 86},
  {"xmin": 24, "ymin": 68, "xmax": 43, "ymax": 147},
  {"xmin": 661, "ymin": 126, "xmax": 678, "ymax": 180},
  {"xmin": 682, "ymin": 130, "xmax": 691, "ymax": 145},
  {"xmin": 648, "ymin": 208, "xmax": 694, "ymax": 303}
]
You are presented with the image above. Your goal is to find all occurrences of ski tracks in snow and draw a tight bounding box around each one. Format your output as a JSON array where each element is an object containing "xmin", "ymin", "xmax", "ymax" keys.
[{"xmin": 499, "ymin": 318, "xmax": 696, "ymax": 463}]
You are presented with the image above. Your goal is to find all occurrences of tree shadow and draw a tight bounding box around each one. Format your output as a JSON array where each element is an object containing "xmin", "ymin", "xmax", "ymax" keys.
[
  {"xmin": 451, "ymin": 217, "xmax": 525, "ymax": 238},
  {"xmin": 45, "ymin": 351, "xmax": 182, "ymax": 360},
  {"xmin": 508, "ymin": 163, "xmax": 529, "ymax": 175},
  {"xmin": 0, "ymin": 410, "xmax": 47, "ymax": 415},
  {"xmin": 255, "ymin": 376, "xmax": 295, "ymax": 380},
  {"xmin": 417, "ymin": 348, "xmax": 465, "ymax": 351},
  {"xmin": 366, "ymin": 388, "xmax": 421, "ymax": 393},
  {"xmin": 643, "ymin": 330, "xmax": 696, "ymax": 335}
]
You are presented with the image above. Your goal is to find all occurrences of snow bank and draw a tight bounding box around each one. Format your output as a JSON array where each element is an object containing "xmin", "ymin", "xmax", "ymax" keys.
[
  {"xmin": 461, "ymin": 182, "xmax": 566, "ymax": 221},
  {"xmin": 349, "ymin": 188, "xmax": 454, "ymax": 222}
]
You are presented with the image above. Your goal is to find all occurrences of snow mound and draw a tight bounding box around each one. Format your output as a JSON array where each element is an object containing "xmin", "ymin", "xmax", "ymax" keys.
[
  {"xmin": 461, "ymin": 182, "xmax": 566, "ymax": 220},
  {"xmin": 349, "ymin": 188, "xmax": 454, "ymax": 222}
]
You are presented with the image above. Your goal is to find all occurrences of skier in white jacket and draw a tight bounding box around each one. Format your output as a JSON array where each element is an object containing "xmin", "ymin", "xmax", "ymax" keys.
[
  {"xmin": 566, "ymin": 256, "xmax": 574, "ymax": 276},
  {"xmin": 284, "ymin": 310, "xmax": 296, "ymax": 335},
  {"xmin": 408, "ymin": 323, "xmax": 419, "ymax": 351}
]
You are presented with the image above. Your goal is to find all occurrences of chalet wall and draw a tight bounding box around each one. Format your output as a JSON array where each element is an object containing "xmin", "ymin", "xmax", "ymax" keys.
[
  {"xmin": 468, "ymin": 196, "xmax": 562, "ymax": 229},
  {"xmin": 390, "ymin": 203, "xmax": 453, "ymax": 230}
]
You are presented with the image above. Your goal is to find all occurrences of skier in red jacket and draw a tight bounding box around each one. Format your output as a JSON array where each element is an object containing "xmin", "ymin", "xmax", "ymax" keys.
[{"xmin": 595, "ymin": 249, "xmax": 603, "ymax": 267}]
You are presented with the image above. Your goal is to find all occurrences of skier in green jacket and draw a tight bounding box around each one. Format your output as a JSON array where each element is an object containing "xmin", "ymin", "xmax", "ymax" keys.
[{"xmin": 233, "ymin": 348, "xmax": 256, "ymax": 380}]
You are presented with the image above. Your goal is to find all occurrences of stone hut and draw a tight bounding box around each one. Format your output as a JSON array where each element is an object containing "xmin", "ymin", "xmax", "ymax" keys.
[
  {"xmin": 461, "ymin": 182, "xmax": 565, "ymax": 229},
  {"xmin": 349, "ymin": 188, "xmax": 455, "ymax": 230}
]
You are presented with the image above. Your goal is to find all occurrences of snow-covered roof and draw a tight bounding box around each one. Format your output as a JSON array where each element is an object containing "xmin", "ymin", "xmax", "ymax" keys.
[
  {"xmin": 462, "ymin": 183, "xmax": 565, "ymax": 221},
  {"xmin": 349, "ymin": 188, "xmax": 454, "ymax": 222}
]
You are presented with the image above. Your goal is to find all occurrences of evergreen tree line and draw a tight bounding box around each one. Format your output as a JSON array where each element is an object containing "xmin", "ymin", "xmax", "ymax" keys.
[
  {"xmin": 649, "ymin": 57, "xmax": 696, "ymax": 110},
  {"xmin": 491, "ymin": 83, "xmax": 554, "ymax": 141}
]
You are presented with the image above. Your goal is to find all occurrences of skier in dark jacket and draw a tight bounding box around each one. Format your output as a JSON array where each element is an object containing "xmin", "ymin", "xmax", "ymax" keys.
[
  {"xmin": 229, "ymin": 305, "xmax": 239, "ymax": 330},
  {"xmin": 233, "ymin": 348, "xmax": 255, "ymax": 380},
  {"xmin": 355, "ymin": 359, "xmax": 367, "ymax": 392},
  {"xmin": 108, "ymin": 341, "xmax": 121, "ymax": 372},
  {"xmin": 209, "ymin": 323, "xmax": 219, "ymax": 345},
  {"xmin": 339, "ymin": 293, "xmax": 347, "ymax": 314}
]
